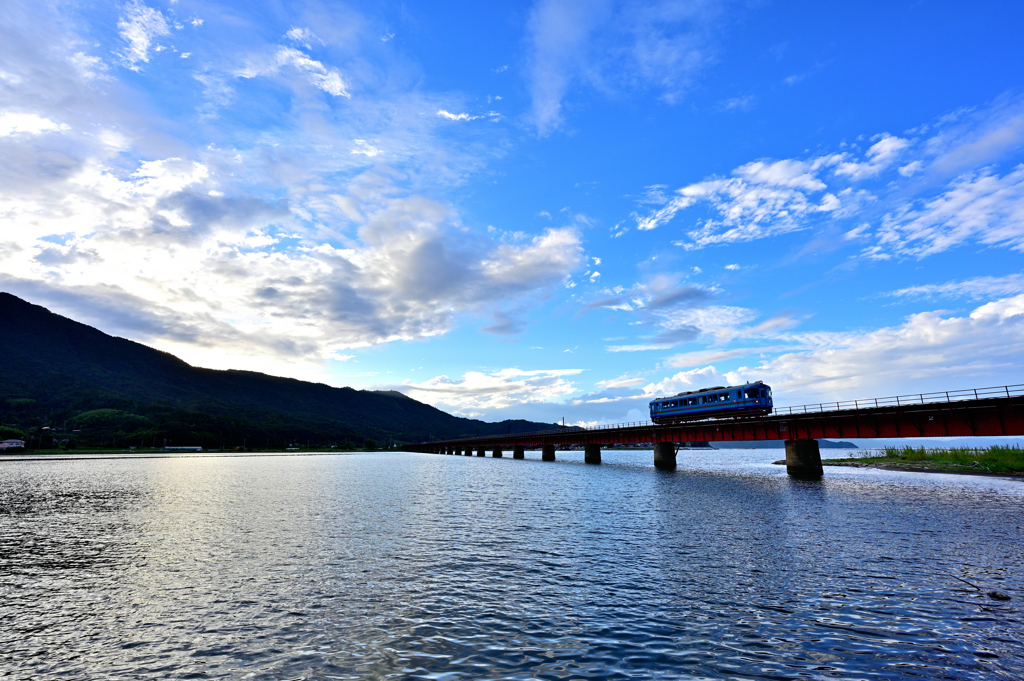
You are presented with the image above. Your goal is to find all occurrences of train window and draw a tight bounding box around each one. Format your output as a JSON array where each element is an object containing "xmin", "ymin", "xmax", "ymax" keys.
[{"xmin": 760, "ymin": 389, "xmax": 766, "ymax": 398}]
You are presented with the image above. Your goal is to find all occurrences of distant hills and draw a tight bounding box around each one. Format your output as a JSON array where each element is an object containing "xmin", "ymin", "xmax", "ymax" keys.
[{"xmin": 0, "ymin": 292, "xmax": 560, "ymax": 449}]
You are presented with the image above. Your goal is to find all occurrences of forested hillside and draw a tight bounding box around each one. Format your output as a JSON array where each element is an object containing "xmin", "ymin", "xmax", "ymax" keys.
[{"xmin": 0, "ymin": 293, "xmax": 559, "ymax": 449}]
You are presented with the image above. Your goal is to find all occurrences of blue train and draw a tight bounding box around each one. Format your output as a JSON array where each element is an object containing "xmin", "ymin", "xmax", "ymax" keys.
[{"xmin": 649, "ymin": 381, "xmax": 773, "ymax": 424}]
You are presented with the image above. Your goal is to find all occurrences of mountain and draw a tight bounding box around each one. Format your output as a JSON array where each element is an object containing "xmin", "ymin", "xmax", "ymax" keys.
[{"xmin": 0, "ymin": 292, "xmax": 559, "ymax": 448}]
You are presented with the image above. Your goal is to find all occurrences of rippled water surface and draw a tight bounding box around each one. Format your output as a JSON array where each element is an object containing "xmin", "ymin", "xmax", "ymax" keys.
[{"xmin": 2, "ymin": 450, "xmax": 1023, "ymax": 679}]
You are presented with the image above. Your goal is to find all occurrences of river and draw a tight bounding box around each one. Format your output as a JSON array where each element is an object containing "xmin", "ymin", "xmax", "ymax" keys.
[{"xmin": 1, "ymin": 449, "xmax": 1022, "ymax": 679}]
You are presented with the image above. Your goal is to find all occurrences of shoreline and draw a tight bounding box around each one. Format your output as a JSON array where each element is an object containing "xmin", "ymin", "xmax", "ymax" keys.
[
  {"xmin": 772, "ymin": 458, "xmax": 1024, "ymax": 479},
  {"xmin": 824, "ymin": 459, "xmax": 1024, "ymax": 478}
]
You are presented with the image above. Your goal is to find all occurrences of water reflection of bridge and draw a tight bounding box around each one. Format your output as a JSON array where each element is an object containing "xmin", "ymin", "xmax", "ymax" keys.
[{"xmin": 403, "ymin": 385, "xmax": 1024, "ymax": 478}]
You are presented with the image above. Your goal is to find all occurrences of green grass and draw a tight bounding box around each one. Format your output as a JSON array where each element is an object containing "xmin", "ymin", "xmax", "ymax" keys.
[{"xmin": 825, "ymin": 445, "xmax": 1024, "ymax": 474}]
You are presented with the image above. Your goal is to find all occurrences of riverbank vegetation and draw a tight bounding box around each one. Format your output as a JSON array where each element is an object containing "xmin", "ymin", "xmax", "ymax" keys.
[{"xmin": 824, "ymin": 445, "xmax": 1024, "ymax": 475}]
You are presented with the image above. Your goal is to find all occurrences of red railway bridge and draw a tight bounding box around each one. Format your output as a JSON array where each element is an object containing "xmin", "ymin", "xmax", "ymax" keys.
[{"xmin": 403, "ymin": 384, "xmax": 1024, "ymax": 477}]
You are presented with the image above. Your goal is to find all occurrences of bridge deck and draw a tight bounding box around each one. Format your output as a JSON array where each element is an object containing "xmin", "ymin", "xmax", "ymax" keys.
[{"xmin": 404, "ymin": 387, "xmax": 1024, "ymax": 453}]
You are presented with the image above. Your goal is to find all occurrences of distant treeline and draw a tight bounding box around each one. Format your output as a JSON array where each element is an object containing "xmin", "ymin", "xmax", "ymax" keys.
[{"xmin": 2, "ymin": 401, "xmax": 384, "ymax": 451}]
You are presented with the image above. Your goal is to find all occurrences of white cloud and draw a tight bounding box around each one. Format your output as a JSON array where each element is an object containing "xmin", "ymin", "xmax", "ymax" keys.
[
  {"xmin": 400, "ymin": 368, "xmax": 583, "ymax": 413},
  {"xmin": 650, "ymin": 175, "xmax": 838, "ymax": 247},
  {"xmin": 724, "ymin": 263, "xmax": 740, "ymax": 270},
  {"xmin": 595, "ymin": 374, "xmax": 646, "ymax": 389},
  {"xmin": 437, "ymin": 109, "xmax": 476, "ymax": 121},
  {"xmin": 636, "ymin": 295, "xmax": 1024, "ymax": 406},
  {"xmin": 351, "ymin": 139, "xmax": 382, "ymax": 157},
  {"xmin": 117, "ymin": 1, "xmax": 171, "ymax": 71},
  {"xmin": 635, "ymin": 97, "xmax": 1024, "ymax": 255},
  {"xmin": 238, "ymin": 47, "xmax": 350, "ymax": 98},
  {"xmin": 69, "ymin": 52, "xmax": 109, "ymax": 80},
  {"xmin": 898, "ymin": 160, "xmax": 923, "ymax": 177},
  {"xmin": 834, "ymin": 134, "xmax": 910, "ymax": 180},
  {"xmin": 285, "ymin": 27, "xmax": 320, "ymax": 49},
  {"xmin": 734, "ymin": 158, "xmax": 826, "ymax": 191},
  {"xmin": 636, "ymin": 155, "xmax": 842, "ymax": 240},
  {"xmin": 0, "ymin": 138, "xmax": 586, "ymax": 373},
  {"xmin": 739, "ymin": 294, "xmax": 1024, "ymax": 401},
  {"xmin": 0, "ymin": 112, "xmax": 68, "ymax": 136},
  {"xmin": 642, "ymin": 365, "xmax": 736, "ymax": 398}
]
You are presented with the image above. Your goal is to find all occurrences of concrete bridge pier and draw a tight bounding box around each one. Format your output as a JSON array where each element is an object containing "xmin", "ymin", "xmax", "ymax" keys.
[
  {"xmin": 785, "ymin": 439, "xmax": 823, "ymax": 478},
  {"xmin": 584, "ymin": 443, "xmax": 602, "ymax": 464},
  {"xmin": 542, "ymin": 444, "xmax": 556, "ymax": 461},
  {"xmin": 513, "ymin": 445, "xmax": 525, "ymax": 459},
  {"xmin": 454, "ymin": 446, "xmax": 462, "ymax": 456},
  {"xmin": 653, "ymin": 442, "xmax": 677, "ymax": 470},
  {"xmin": 476, "ymin": 446, "xmax": 486, "ymax": 457},
  {"xmin": 464, "ymin": 447, "xmax": 472, "ymax": 456},
  {"xmin": 492, "ymin": 447, "xmax": 503, "ymax": 458}
]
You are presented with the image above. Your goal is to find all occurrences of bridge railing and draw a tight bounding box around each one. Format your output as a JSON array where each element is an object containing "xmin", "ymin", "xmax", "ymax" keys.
[
  {"xmin": 771, "ymin": 383, "xmax": 1024, "ymax": 416},
  {"xmin": 427, "ymin": 383, "xmax": 1024, "ymax": 444}
]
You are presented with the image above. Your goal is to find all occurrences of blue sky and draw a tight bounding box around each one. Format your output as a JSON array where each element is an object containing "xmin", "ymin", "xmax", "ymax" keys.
[{"xmin": 2, "ymin": 0, "xmax": 1024, "ymax": 426}]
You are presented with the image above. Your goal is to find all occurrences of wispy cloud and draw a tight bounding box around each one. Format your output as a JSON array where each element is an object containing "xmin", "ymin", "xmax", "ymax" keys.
[
  {"xmin": 885, "ymin": 273, "xmax": 1024, "ymax": 300},
  {"xmin": 525, "ymin": 0, "xmax": 726, "ymax": 135},
  {"xmin": 716, "ymin": 94, "xmax": 754, "ymax": 112},
  {"xmin": 870, "ymin": 165, "xmax": 1024, "ymax": 258},
  {"xmin": 117, "ymin": 1, "xmax": 170, "ymax": 71}
]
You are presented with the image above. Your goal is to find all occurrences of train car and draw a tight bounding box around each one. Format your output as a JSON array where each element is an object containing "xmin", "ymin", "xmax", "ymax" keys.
[{"xmin": 649, "ymin": 381, "xmax": 773, "ymax": 424}]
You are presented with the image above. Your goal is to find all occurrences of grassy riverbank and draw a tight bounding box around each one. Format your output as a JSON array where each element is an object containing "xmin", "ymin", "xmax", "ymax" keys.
[{"xmin": 824, "ymin": 445, "xmax": 1024, "ymax": 476}]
